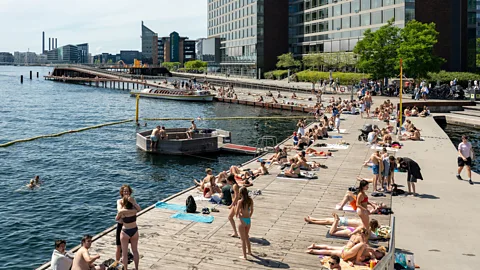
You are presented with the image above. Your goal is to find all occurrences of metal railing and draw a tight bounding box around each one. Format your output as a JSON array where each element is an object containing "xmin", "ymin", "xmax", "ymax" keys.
[{"xmin": 374, "ymin": 215, "xmax": 396, "ymax": 270}]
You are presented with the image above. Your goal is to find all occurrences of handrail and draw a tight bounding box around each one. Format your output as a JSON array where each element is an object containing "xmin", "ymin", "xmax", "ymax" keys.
[{"xmin": 374, "ymin": 215, "xmax": 395, "ymax": 270}]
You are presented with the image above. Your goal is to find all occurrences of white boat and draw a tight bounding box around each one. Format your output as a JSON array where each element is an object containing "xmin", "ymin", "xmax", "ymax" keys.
[{"xmin": 130, "ymin": 88, "xmax": 215, "ymax": 102}]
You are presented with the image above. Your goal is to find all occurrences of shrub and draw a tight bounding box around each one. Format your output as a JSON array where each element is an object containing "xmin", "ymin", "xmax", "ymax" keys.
[
  {"xmin": 295, "ymin": 70, "xmax": 369, "ymax": 84},
  {"xmin": 264, "ymin": 70, "xmax": 289, "ymax": 80},
  {"xmin": 427, "ymin": 71, "xmax": 480, "ymax": 88}
]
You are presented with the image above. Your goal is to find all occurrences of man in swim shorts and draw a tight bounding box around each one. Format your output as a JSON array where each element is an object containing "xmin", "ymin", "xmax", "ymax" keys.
[
  {"xmin": 150, "ymin": 126, "xmax": 160, "ymax": 150},
  {"xmin": 187, "ymin": 120, "xmax": 198, "ymax": 139}
]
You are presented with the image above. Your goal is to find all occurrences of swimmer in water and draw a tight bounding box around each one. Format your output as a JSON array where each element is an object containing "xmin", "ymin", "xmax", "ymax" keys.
[
  {"xmin": 26, "ymin": 180, "xmax": 36, "ymax": 189},
  {"xmin": 33, "ymin": 175, "xmax": 43, "ymax": 185}
]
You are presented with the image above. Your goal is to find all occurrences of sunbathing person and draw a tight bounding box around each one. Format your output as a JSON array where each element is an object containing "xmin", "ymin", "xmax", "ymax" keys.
[
  {"xmin": 193, "ymin": 168, "xmax": 220, "ymax": 198},
  {"xmin": 268, "ymin": 147, "xmax": 288, "ymax": 165},
  {"xmin": 403, "ymin": 127, "xmax": 421, "ymax": 140},
  {"xmin": 284, "ymin": 158, "xmax": 301, "ymax": 178},
  {"xmin": 308, "ymin": 213, "xmax": 381, "ymax": 239},
  {"xmin": 305, "ymin": 214, "xmax": 379, "ymax": 231},
  {"xmin": 305, "ymin": 148, "xmax": 332, "ymax": 157},
  {"xmin": 295, "ymin": 151, "xmax": 320, "ymax": 170},
  {"xmin": 251, "ymin": 161, "xmax": 269, "ymax": 176},
  {"xmin": 337, "ymin": 190, "xmax": 386, "ymax": 214},
  {"xmin": 306, "ymin": 228, "xmax": 368, "ymax": 265}
]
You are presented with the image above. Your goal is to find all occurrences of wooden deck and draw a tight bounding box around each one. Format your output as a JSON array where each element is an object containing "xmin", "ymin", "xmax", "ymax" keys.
[{"xmin": 36, "ymin": 115, "xmax": 392, "ymax": 270}]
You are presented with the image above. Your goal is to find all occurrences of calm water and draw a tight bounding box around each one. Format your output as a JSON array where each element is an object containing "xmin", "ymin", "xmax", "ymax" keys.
[
  {"xmin": 0, "ymin": 66, "xmax": 300, "ymax": 269},
  {"xmin": 442, "ymin": 124, "xmax": 480, "ymax": 173}
]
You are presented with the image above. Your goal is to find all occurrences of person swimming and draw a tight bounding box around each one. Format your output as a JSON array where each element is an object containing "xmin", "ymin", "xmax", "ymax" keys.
[{"xmin": 26, "ymin": 180, "xmax": 36, "ymax": 189}]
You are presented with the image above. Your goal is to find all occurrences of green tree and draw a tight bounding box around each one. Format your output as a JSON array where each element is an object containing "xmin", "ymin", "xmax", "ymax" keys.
[
  {"xmin": 303, "ymin": 54, "xmax": 324, "ymax": 70},
  {"xmin": 276, "ymin": 52, "xmax": 301, "ymax": 70},
  {"xmin": 353, "ymin": 19, "xmax": 400, "ymax": 81},
  {"xmin": 162, "ymin": 62, "xmax": 181, "ymax": 71},
  {"xmin": 185, "ymin": 60, "xmax": 207, "ymax": 70},
  {"xmin": 397, "ymin": 20, "xmax": 445, "ymax": 81},
  {"xmin": 476, "ymin": 38, "xmax": 480, "ymax": 69}
]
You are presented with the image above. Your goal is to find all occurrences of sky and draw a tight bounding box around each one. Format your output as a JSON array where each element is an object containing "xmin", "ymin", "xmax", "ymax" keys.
[{"xmin": 0, "ymin": 0, "xmax": 207, "ymax": 54}]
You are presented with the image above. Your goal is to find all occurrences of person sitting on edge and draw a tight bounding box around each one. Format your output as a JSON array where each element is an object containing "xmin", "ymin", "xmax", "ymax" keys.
[
  {"xmin": 285, "ymin": 158, "xmax": 301, "ymax": 178},
  {"xmin": 291, "ymin": 92, "xmax": 298, "ymax": 99},
  {"xmin": 403, "ymin": 127, "xmax": 421, "ymax": 141},
  {"xmin": 186, "ymin": 120, "xmax": 198, "ymax": 139},
  {"xmin": 51, "ymin": 239, "xmax": 73, "ymax": 270},
  {"xmin": 150, "ymin": 126, "xmax": 160, "ymax": 150},
  {"xmin": 72, "ymin": 235, "xmax": 105, "ymax": 270},
  {"xmin": 251, "ymin": 161, "xmax": 269, "ymax": 176}
]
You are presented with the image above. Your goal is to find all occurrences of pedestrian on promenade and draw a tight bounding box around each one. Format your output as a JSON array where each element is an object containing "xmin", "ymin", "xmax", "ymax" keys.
[
  {"xmin": 397, "ymin": 157, "xmax": 423, "ymax": 195},
  {"xmin": 457, "ymin": 135, "xmax": 474, "ymax": 185},
  {"xmin": 236, "ymin": 187, "xmax": 254, "ymax": 259}
]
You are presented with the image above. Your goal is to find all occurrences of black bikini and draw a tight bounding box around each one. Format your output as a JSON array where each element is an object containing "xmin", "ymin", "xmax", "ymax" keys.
[{"xmin": 122, "ymin": 204, "xmax": 138, "ymax": 237}]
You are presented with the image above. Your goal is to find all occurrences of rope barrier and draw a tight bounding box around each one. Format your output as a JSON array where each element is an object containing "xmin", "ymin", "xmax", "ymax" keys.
[
  {"xmin": 0, "ymin": 119, "xmax": 133, "ymax": 148},
  {"xmin": 0, "ymin": 116, "xmax": 312, "ymax": 148}
]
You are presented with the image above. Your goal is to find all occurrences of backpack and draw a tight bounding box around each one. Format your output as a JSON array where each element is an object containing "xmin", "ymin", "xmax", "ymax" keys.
[{"xmin": 186, "ymin": 195, "xmax": 197, "ymax": 213}]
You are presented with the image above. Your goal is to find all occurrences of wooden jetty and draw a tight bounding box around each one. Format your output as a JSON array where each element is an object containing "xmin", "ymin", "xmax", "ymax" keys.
[{"xmin": 36, "ymin": 116, "xmax": 394, "ymax": 270}]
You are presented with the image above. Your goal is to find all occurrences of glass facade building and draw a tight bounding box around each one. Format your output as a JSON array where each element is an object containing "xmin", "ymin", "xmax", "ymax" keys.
[
  {"xmin": 76, "ymin": 43, "xmax": 89, "ymax": 64},
  {"xmin": 141, "ymin": 21, "xmax": 159, "ymax": 65},
  {"xmin": 289, "ymin": 0, "xmax": 412, "ymax": 55},
  {"xmin": 207, "ymin": 0, "xmax": 289, "ymax": 77}
]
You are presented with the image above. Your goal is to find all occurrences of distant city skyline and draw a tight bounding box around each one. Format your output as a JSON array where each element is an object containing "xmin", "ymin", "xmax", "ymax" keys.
[{"xmin": 0, "ymin": 0, "xmax": 207, "ymax": 54}]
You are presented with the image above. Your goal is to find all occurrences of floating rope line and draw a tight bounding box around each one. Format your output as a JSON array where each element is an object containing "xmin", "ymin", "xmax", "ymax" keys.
[{"xmin": 0, "ymin": 119, "xmax": 133, "ymax": 148}]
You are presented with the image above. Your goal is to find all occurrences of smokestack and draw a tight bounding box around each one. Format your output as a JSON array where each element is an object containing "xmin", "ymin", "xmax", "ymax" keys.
[
  {"xmin": 49, "ymin": 38, "xmax": 51, "ymax": 51},
  {"xmin": 42, "ymin": 32, "xmax": 45, "ymax": 53},
  {"xmin": 55, "ymin": 38, "xmax": 57, "ymax": 49}
]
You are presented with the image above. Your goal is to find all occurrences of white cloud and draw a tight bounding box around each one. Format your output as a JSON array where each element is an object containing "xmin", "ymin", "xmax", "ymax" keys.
[{"xmin": 0, "ymin": 0, "xmax": 207, "ymax": 54}]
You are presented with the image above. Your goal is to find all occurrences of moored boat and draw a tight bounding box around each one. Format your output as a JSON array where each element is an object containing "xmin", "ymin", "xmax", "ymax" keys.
[
  {"xmin": 130, "ymin": 88, "xmax": 215, "ymax": 102},
  {"xmin": 136, "ymin": 128, "xmax": 232, "ymax": 155}
]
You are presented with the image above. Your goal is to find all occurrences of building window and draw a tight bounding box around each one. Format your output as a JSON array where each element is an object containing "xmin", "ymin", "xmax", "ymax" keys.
[
  {"xmin": 361, "ymin": 0, "xmax": 370, "ymax": 11},
  {"xmin": 372, "ymin": 11, "xmax": 382, "ymax": 24},
  {"xmin": 334, "ymin": 18, "xmax": 341, "ymax": 30},
  {"xmin": 351, "ymin": 0, "xmax": 360, "ymax": 13},
  {"xmin": 342, "ymin": 17, "xmax": 350, "ymax": 29},
  {"xmin": 395, "ymin": 7, "xmax": 405, "ymax": 21},
  {"xmin": 383, "ymin": 0, "xmax": 395, "ymax": 6},
  {"xmin": 361, "ymin": 13, "xmax": 370, "ymax": 26},
  {"xmin": 372, "ymin": 0, "xmax": 382, "ymax": 9},
  {"xmin": 334, "ymin": 4, "xmax": 341, "ymax": 16},
  {"xmin": 342, "ymin": 2, "xmax": 351, "ymax": 15},
  {"xmin": 383, "ymin": 8, "xmax": 395, "ymax": 22},
  {"xmin": 351, "ymin": 15, "xmax": 360, "ymax": 27}
]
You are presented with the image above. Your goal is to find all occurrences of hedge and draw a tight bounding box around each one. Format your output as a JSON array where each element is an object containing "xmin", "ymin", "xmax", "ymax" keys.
[
  {"xmin": 295, "ymin": 70, "xmax": 369, "ymax": 84},
  {"xmin": 264, "ymin": 70, "xmax": 289, "ymax": 80},
  {"xmin": 427, "ymin": 71, "xmax": 480, "ymax": 88}
]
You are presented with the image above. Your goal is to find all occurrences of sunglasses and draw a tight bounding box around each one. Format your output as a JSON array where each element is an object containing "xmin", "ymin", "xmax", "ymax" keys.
[{"xmin": 328, "ymin": 261, "xmax": 336, "ymax": 265}]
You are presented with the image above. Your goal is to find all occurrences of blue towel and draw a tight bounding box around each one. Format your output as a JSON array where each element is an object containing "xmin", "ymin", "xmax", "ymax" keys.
[
  {"xmin": 155, "ymin": 202, "xmax": 186, "ymax": 212},
  {"xmin": 330, "ymin": 135, "xmax": 343, "ymax": 139},
  {"xmin": 171, "ymin": 212, "xmax": 214, "ymax": 223}
]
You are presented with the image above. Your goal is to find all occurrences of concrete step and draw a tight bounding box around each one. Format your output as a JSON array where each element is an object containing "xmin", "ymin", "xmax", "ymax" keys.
[
  {"xmin": 442, "ymin": 113, "xmax": 480, "ymax": 128},
  {"xmin": 451, "ymin": 110, "xmax": 480, "ymax": 118},
  {"xmin": 463, "ymin": 105, "xmax": 480, "ymax": 111}
]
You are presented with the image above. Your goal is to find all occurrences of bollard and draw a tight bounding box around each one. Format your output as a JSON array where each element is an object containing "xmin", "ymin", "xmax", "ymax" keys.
[
  {"xmin": 36, "ymin": 72, "xmax": 39, "ymax": 78},
  {"xmin": 30, "ymin": 71, "xmax": 32, "ymax": 80},
  {"xmin": 135, "ymin": 94, "xmax": 140, "ymax": 123},
  {"xmin": 20, "ymin": 75, "xmax": 23, "ymax": 84}
]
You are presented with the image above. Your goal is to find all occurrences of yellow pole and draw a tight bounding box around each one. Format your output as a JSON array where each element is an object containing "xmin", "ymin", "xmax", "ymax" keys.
[
  {"xmin": 399, "ymin": 59, "xmax": 403, "ymax": 128},
  {"xmin": 135, "ymin": 94, "xmax": 140, "ymax": 123}
]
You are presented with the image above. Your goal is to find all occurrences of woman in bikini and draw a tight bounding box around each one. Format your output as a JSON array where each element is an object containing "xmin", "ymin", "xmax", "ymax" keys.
[
  {"xmin": 236, "ymin": 187, "xmax": 254, "ymax": 259},
  {"xmin": 304, "ymin": 213, "xmax": 379, "ymax": 230},
  {"xmin": 306, "ymin": 228, "xmax": 368, "ymax": 266},
  {"xmin": 317, "ymin": 213, "xmax": 380, "ymax": 239},
  {"xmin": 116, "ymin": 184, "xmax": 141, "ymax": 270},
  {"xmin": 227, "ymin": 175, "xmax": 240, "ymax": 238},
  {"xmin": 305, "ymin": 148, "xmax": 333, "ymax": 157},
  {"xmin": 356, "ymin": 180, "xmax": 371, "ymax": 231},
  {"xmin": 337, "ymin": 188, "xmax": 384, "ymax": 213},
  {"xmin": 284, "ymin": 158, "xmax": 301, "ymax": 178}
]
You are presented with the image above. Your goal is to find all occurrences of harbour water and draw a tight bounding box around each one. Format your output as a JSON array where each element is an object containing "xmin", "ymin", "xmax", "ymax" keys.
[{"xmin": 0, "ymin": 66, "xmax": 300, "ymax": 269}]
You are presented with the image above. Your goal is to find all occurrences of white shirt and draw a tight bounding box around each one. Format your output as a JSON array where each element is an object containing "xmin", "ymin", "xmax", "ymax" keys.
[
  {"xmin": 458, "ymin": 142, "xmax": 472, "ymax": 158},
  {"xmin": 51, "ymin": 249, "xmax": 73, "ymax": 270}
]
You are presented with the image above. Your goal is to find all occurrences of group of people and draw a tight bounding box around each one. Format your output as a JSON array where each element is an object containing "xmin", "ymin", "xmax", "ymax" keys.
[{"xmin": 26, "ymin": 175, "xmax": 42, "ymax": 189}]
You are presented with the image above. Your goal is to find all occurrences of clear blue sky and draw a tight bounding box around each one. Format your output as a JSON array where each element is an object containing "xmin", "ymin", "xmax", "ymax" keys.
[{"xmin": 0, "ymin": 0, "xmax": 207, "ymax": 54}]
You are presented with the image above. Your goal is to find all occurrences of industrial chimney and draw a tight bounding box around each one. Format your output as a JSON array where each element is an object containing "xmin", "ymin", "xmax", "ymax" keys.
[
  {"xmin": 49, "ymin": 38, "xmax": 51, "ymax": 51},
  {"xmin": 42, "ymin": 32, "xmax": 45, "ymax": 54},
  {"xmin": 55, "ymin": 38, "xmax": 58, "ymax": 49}
]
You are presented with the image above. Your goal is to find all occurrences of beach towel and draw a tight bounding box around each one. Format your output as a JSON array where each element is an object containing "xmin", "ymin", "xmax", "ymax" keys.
[
  {"xmin": 277, "ymin": 173, "xmax": 318, "ymax": 180},
  {"xmin": 170, "ymin": 212, "xmax": 214, "ymax": 223},
  {"xmin": 309, "ymin": 155, "xmax": 331, "ymax": 159},
  {"xmin": 331, "ymin": 128, "xmax": 348, "ymax": 134},
  {"xmin": 335, "ymin": 204, "xmax": 356, "ymax": 212},
  {"xmin": 320, "ymin": 144, "xmax": 349, "ymax": 150},
  {"xmin": 330, "ymin": 135, "xmax": 343, "ymax": 139},
  {"xmin": 370, "ymin": 145, "xmax": 399, "ymax": 152},
  {"xmin": 155, "ymin": 202, "xmax": 186, "ymax": 212}
]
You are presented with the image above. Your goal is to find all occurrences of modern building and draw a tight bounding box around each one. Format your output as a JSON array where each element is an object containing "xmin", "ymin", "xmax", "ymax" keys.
[
  {"xmin": 141, "ymin": 21, "xmax": 159, "ymax": 65},
  {"xmin": 196, "ymin": 37, "xmax": 221, "ymax": 72},
  {"xmin": 207, "ymin": 0, "xmax": 289, "ymax": 77},
  {"xmin": 46, "ymin": 45, "xmax": 79, "ymax": 63},
  {"xmin": 289, "ymin": 0, "xmax": 471, "ymax": 72},
  {"xmin": 14, "ymin": 51, "xmax": 39, "ymax": 64},
  {"xmin": 158, "ymin": 32, "xmax": 197, "ymax": 64},
  {"xmin": 77, "ymin": 43, "xmax": 89, "ymax": 64},
  {"xmin": 120, "ymin": 50, "xmax": 142, "ymax": 64},
  {"xmin": 0, "ymin": 52, "xmax": 14, "ymax": 63}
]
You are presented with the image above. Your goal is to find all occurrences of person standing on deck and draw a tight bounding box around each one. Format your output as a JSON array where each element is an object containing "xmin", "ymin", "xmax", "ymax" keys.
[
  {"xmin": 150, "ymin": 126, "xmax": 160, "ymax": 150},
  {"xmin": 397, "ymin": 157, "xmax": 423, "ymax": 195},
  {"xmin": 364, "ymin": 91, "xmax": 372, "ymax": 118},
  {"xmin": 457, "ymin": 135, "xmax": 474, "ymax": 185}
]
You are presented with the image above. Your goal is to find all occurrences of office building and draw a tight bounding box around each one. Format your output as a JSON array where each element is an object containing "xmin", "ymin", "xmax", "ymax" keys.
[
  {"xmin": 196, "ymin": 37, "xmax": 221, "ymax": 72},
  {"xmin": 141, "ymin": 21, "xmax": 159, "ymax": 65},
  {"xmin": 158, "ymin": 32, "xmax": 197, "ymax": 64},
  {"xmin": 77, "ymin": 43, "xmax": 89, "ymax": 64},
  {"xmin": 290, "ymin": 0, "xmax": 471, "ymax": 72},
  {"xmin": 46, "ymin": 45, "xmax": 79, "ymax": 63},
  {"xmin": 120, "ymin": 50, "xmax": 142, "ymax": 64},
  {"xmin": 207, "ymin": 0, "xmax": 289, "ymax": 77},
  {"xmin": 0, "ymin": 52, "xmax": 14, "ymax": 63}
]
